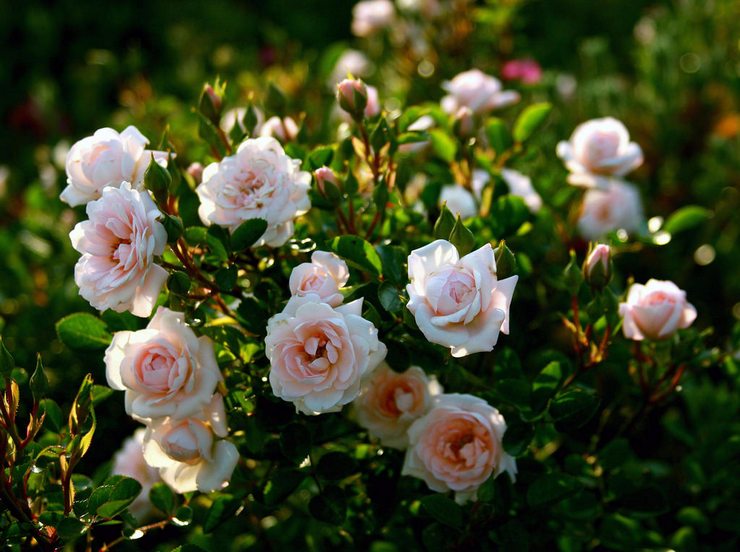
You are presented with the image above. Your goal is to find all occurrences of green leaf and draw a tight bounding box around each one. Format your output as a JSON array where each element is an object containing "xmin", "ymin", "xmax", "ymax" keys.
[
  {"xmin": 91, "ymin": 385, "xmax": 114, "ymax": 406},
  {"xmin": 215, "ymin": 266, "xmax": 238, "ymax": 291},
  {"xmin": 149, "ymin": 482, "xmax": 176, "ymax": 515},
  {"xmin": 502, "ymin": 421, "xmax": 534, "ymax": 456},
  {"xmin": 161, "ymin": 214, "xmax": 184, "ymax": 243},
  {"xmin": 531, "ymin": 361, "xmax": 563, "ymax": 411},
  {"xmin": 449, "ymin": 216, "xmax": 475, "ymax": 256},
  {"xmin": 330, "ymin": 235, "xmax": 382, "ymax": 276},
  {"xmin": 433, "ymin": 204, "xmax": 456, "ymax": 240},
  {"xmin": 206, "ymin": 226, "xmax": 230, "ymax": 262},
  {"xmin": 167, "ymin": 271, "xmax": 191, "ymax": 296},
  {"xmin": 39, "ymin": 399, "xmax": 63, "ymax": 432},
  {"xmin": 262, "ymin": 469, "xmax": 305, "ymax": 506},
  {"xmin": 308, "ymin": 146, "xmax": 334, "ymax": 170},
  {"xmin": 56, "ymin": 313, "xmax": 112, "ymax": 351},
  {"xmin": 550, "ymin": 387, "xmax": 600, "ymax": 428},
  {"xmin": 89, "ymin": 476, "xmax": 142, "ymax": 519},
  {"xmin": 378, "ymin": 282, "xmax": 403, "ymax": 313},
  {"xmin": 317, "ymin": 452, "xmax": 357, "ymax": 481},
  {"xmin": 144, "ymin": 155, "xmax": 171, "ymax": 204},
  {"xmin": 280, "ymin": 423, "xmax": 311, "ymax": 464},
  {"xmin": 663, "ymin": 206, "xmax": 712, "ymax": 235},
  {"xmin": 429, "ymin": 129, "xmax": 457, "ymax": 163},
  {"xmin": 231, "ymin": 218, "xmax": 268, "ymax": 251},
  {"xmin": 377, "ymin": 245, "xmax": 407, "ymax": 286},
  {"xmin": 55, "ymin": 517, "xmax": 86, "ymax": 541},
  {"xmin": 526, "ymin": 472, "xmax": 579, "ymax": 508},
  {"xmin": 485, "ymin": 118, "xmax": 512, "ymax": 154},
  {"xmin": 420, "ymin": 494, "xmax": 463, "ymax": 530},
  {"xmin": 513, "ymin": 103, "xmax": 552, "ymax": 142},
  {"xmin": 204, "ymin": 494, "xmax": 241, "ymax": 533},
  {"xmin": 309, "ymin": 485, "xmax": 346, "ymax": 525}
]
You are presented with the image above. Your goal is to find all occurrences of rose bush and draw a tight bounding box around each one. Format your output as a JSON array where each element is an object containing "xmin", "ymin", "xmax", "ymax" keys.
[{"xmin": 1, "ymin": 2, "xmax": 735, "ymax": 551}]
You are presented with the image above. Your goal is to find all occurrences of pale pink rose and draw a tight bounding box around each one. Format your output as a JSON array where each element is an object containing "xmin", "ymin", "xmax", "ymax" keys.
[
  {"xmin": 441, "ymin": 69, "xmax": 520, "ymax": 115},
  {"xmin": 439, "ymin": 185, "xmax": 477, "ymax": 219},
  {"xmin": 196, "ymin": 137, "xmax": 311, "ymax": 247},
  {"xmin": 578, "ymin": 180, "xmax": 644, "ymax": 240},
  {"xmin": 556, "ymin": 117, "xmax": 644, "ymax": 188},
  {"xmin": 259, "ymin": 116, "xmax": 299, "ymax": 142},
  {"xmin": 501, "ymin": 59, "xmax": 542, "ymax": 85},
  {"xmin": 406, "ymin": 240, "xmax": 518, "ymax": 357},
  {"xmin": 501, "ymin": 169, "xmax": 542, "ymax": 213},
  {"xmin": 619, "ymin": 279, "xmax": 697, "ymax": 341},
  {"xmin": 353, "ymin": 364, "xmax": 442, "ymax": 449},
  {"xmin": 289, "ymin": 251, "xmax": 349, "ymax": 307},
  {"xmin": 105, "ymin": 307, "xmax": 222, "ymax": 422},
  {"xmin": 265, "ymin": 294, "xmax": 387, "ymax": 415},
  {"xmin": 402, "ymin": 393, "xmax": 517, "ymax": 503},
  {"xmin": 69, "ymin": 182, "xmax": 167, "ymax": 317},
  {"xmin": 61, "ymin": 126, "xmax": 168, "ymax": 207},
  {"xmin": 352, "ymin": 0, "xmax": 395, "ymax": 37},
  {"xmin": 111, "ymin": 428, "xmax": 164, "ymax": 521},
  {"xmin": 142, "ymin": 395, "xmax": 238, "ymax": 494}
]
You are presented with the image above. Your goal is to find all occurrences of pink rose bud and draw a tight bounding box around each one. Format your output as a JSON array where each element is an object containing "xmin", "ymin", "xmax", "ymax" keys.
[
  {"xmin": 187, "ymin": 162, "xmax": 204, "ymax": 184},
  {"xmin": 619, "ymin": 279, "xmax": 697, "ymax": 341},
  {"xmin": 336, "ymin": 78, "xmax": 368, "ymax": 121},
  {"xmin": 200, "ymin": 83, "xmax": 223, "ymax": 122},
  {"xmin": 314, "ymin": 166, "xmax": 339, "ymax": 196},
  {"xmin": 583, "ymin": 244, "xmax": 612, "ymax": 289}
]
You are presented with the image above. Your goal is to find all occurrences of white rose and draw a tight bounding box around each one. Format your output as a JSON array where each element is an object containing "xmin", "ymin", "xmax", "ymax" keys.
[
  {"xmin": 105, "ymin": 307, "xmax": 222, "ymax": 422},
  {"xmin": 406, "ymin": 240, "xmax": 518, "ymax": 357},
  {"xmin": 61, "ymin": 126, "xmax": 168, "ymax": 206},
  {"xmin": 111, "ymin": 428, "xmax": 164, "ymax": 521},
  {"xmin": 196, "ymin": 137, "xmax": 311, "ymax": 247},
  {"xmin": 501, "ymin": 169, "xmax": 542, "ymax": 213},
  {"xmin": 142, "ymin": 395, "xmax": 238, "ymax": 494},
  {"xmin": 69, "ymin": 182, "xmax": 167, "ymax": 317},
  {"xmin": 289, "ymin": 251, "xmax": 350, "ymax": 307},
  {"xmin": 556, "ymin": 117, "xmax": 644, "ymax": 188},
  {"xmin": 619, "ymin": 279, "xmax": 697, "ymax": 341},
  {"xmin": 265, "ymin": 294, "xmax": 387, "ymax": 415},
  {"xmin": 441, "ymin": 69, "xmax": 520, "ymax": 115},
  {"xmin": 352, "ymin": 0, "xmax": 395, "ymax": 37},
  {"xmin": 353, "ymin": 364, "xmax": 442, "ymax": 449},
  {"xmin": 439, "ymin": 185, "xmax": 477, "ymax": 219},
  {"xmin": 402, "ymin": 393, "xmax": 517, "ymax": 503},
  {"xmin": 577, "ymin": 180, "xmax": 644, "ymax": 240}
]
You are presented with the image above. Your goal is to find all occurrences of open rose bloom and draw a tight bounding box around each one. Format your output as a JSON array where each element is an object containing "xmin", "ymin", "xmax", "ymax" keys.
[
  {"xmin": 105, "ymin": 307, "xmax": 222, "ymax": 422},
  {"xmin": 406, "ymin": 240, "xmax": 518, "ymax": 357},
  {"xmin": 142, "ymin": 395, "xmax": 238, "ymax": 494},
  {"xmin": 69, "ymin": 182, "xmax": 168, "ymax": 317},
  {"xmin": 403, "ymin": 394, "xmax": 517, "ymax": 503},
  {"xmin": 441, "ymin": 69, "xmax": 520, "ymax": 115},
  {"xmin": 439, "ymin": 185, "xmax": 477, "ymax": 220},
  {"xmin": 289, "ymin": 251, "xmax": 349, "ymax": 307},
  {"xmin": 351, "ymin": 0, "xmax": 395, "ymax": 37},
  {"xmin": 353, "ymin": 364, "xmax": 442, "ymax": 449},
  {"xmin": 196, "ymin": 136, "xmax": 311, "ymax": 247},
  {"xmin": 556, "ymin": 117, "xmax": 644, "ymax": 189},
  {"xmin": 501, "ymin": 169, "xmax": 543, "ymax": 213},
  {"xmin": 61, "ymin": 126, "xmax": 168, "ymax": 206},
  {"xmin": 619, "ymin": 279, "xmax": 697, "ymax": 341},
  {"xmin": 577, "ymin": 180, "xmax": 644, "ymax": 240},
  {"xmin": 265, "ymin": 294, "xmax": 387, "ymax": 415},
  {"xmin": 111, "ymin": 428, "xmax": 164, "ymax": 521}
]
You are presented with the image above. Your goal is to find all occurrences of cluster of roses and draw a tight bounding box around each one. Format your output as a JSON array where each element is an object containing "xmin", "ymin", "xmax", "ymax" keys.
[
  {"xmin": 265, "ymin": 240, "xmax": 519, "ymax": 503},
  {"xmin": 61, "ymin": 126, "xmax": 241, "ymax": 496}
]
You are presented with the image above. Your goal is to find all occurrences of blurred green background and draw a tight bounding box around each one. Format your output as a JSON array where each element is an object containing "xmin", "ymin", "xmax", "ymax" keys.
[{"xmin": 0, "ymin": 1, "xmax": 738, "ymax": 545}]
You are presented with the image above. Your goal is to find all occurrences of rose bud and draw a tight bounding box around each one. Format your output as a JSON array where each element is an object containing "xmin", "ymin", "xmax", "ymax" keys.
[
  {"xmin": 199, "ymin": 83, "xmax": 224, "ymax": 123},
  {"xmin": 583, "ymin": 243, "xmax": 612, "ymax": 289},
  {"xmin": 314, "ymin": 167, "xmax": 339, "ymax": 195},
  {"xmin": 336, "ymin": 78, "xmax": 369, "ymax": 121}
]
